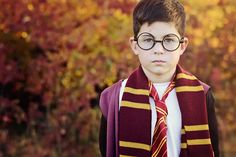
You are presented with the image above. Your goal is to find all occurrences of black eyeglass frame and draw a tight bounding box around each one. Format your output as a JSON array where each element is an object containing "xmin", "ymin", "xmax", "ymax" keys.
[{"xmin": 134, "ymin": 32, "xmax": 185, "ymax": 52}]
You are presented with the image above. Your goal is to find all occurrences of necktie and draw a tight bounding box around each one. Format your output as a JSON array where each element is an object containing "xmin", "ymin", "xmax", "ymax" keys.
[{"xmin": 150, "ymin": 80, "xmax": 175, "ymax": 157}]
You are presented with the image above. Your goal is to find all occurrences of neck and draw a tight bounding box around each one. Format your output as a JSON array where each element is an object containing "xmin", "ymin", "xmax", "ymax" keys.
[{"xmin": 142, "ymin": 66, "xmax": 176, "ymax": 83}]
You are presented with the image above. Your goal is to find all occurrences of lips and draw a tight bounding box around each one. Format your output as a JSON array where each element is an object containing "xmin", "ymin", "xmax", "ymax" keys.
[{"xmin": 152, "ymin": 60, "xmax": 166, "ymax": 63}]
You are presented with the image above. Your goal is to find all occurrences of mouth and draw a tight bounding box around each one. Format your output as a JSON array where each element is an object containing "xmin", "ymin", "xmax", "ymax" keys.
[{"xmin": 152, "ymin": 60, "xmax": 166, "ymax": 63}]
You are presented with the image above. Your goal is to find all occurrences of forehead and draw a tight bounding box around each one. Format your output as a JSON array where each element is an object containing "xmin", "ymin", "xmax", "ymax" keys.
[{"xmin": 139, "ymin": 21, "xmax": 180, "ymax": 38}]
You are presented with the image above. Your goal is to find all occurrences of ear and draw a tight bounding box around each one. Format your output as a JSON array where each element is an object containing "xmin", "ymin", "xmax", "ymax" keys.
[
  {"xmin": 179, "ymin": 37, "xmax": 189, "ymax": 55},
  {"xmin": 129, "ymin": 37, "xmax": 139, "ymax": 55}
]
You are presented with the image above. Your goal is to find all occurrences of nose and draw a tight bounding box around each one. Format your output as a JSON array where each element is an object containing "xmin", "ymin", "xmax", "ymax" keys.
[{"xmin": 153, "ymin": 42, "xmax": 165, "ymax": 54}]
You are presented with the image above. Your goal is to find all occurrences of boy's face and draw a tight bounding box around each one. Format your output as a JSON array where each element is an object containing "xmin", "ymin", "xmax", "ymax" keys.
[{"xmin": 130, "ymin": 21, "xmax": 188, "ymax": 82}]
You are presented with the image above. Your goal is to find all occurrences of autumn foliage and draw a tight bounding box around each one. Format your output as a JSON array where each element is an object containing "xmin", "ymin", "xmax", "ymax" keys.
[{"xmin": 0, "ymin": 0, "xmax": 235, "ymax": 156}]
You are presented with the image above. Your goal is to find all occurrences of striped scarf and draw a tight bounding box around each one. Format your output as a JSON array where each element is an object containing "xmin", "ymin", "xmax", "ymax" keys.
[{"xmin": 119, "ymin": 65, "xmax": 214, "ymax": 157}]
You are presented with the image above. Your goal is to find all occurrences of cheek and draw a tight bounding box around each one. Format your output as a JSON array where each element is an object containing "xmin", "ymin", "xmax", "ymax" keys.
[
  {"xmin": 138, "ymin": 53, "xmax": 151, "ymax": 63},
  {"xmin": 173, "ymin": 55, "xmax": 181, "ymax": 64},
  {"xmin": 166, "ymin": 53, "xmax": 180, "ymax": 64}
]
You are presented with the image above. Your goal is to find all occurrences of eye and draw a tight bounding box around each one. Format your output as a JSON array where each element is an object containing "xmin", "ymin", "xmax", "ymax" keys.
[
  {"xmin": 164, "ymin": 38, "xmax": 176, "ymax": 43},
  {"xmin": 143, "ymin": 38, "xmax": 154, "ymax": 42}
]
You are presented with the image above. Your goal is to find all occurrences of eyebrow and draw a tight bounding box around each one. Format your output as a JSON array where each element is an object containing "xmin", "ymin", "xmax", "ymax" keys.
[
  {"xmin": 139, "ymin": 33, "xmax": 179, "ymax": 38},
  {"xmin": 164, "ymin": 34, "xmax": 177, "ymax": 37},
  {"xmin": 141, "ymin": 34, "xmax": 153, "ymax": 37}
]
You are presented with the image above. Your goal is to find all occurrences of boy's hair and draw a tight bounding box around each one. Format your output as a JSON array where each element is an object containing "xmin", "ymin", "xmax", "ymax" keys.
[{"xmin": 133, "ymin": 0, "xmax": 186, "ymax": 38}]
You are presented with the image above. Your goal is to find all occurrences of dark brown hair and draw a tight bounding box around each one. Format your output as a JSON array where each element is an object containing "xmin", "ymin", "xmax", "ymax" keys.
[{"xmin": 133, "ymin": 0, "xmax": 186, "ymax": 38}]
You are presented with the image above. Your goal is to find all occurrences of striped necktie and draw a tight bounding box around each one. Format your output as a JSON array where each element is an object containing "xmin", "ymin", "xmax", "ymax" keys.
[{"xmin": 150, "ymin": 80, "xmax": 175, "ymax": 157}]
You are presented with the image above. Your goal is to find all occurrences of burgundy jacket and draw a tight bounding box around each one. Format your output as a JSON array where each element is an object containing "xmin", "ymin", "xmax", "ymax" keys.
[{"xmin": 99, "ymin": 80, "xmax": 219, "ymax": 157}]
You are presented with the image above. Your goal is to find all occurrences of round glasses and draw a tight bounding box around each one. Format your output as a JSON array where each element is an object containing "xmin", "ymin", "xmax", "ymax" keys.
[{"xmin": 134, "ymin": 32, "xmax": 184, "ymax": 52}]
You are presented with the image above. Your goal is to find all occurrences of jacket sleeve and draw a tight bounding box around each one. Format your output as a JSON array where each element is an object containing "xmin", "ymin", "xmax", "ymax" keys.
[
  {"xmin": 206, "ymin": 89, "xmax": 220, "ymax": 157},
  {"xmin": 99, "ymin": 115, "xmax": 107, "ymax": 157},
  {"xmin": 99, "ymin": 88, "xmax": 109, "ymax": 157},
  {"xmin": 98, "ymin": 80, "xmax": 122, "ymax": 157}
]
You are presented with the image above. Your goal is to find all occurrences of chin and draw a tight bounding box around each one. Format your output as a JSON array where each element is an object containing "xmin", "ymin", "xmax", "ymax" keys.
[
  {"xmin": 142, "ymin": 65, "xmax": 170, "ymax": 75},
  {"xmin": 149, "ymin": 67, "xmax": 167, "ymax": 76},
  {"xmin": 152, "ymin": 70, "xmax": 166, "ymax": 76}
]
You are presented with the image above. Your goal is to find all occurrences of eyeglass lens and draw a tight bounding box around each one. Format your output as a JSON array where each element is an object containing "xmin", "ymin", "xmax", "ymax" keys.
[{"xmin": 137, "ymin": 33, "xmax": 182, "ymax": 51}]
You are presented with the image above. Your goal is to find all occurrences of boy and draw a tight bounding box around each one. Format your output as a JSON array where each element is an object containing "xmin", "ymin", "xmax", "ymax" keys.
[{"xmin": 99, "ymin": 0, "xmax": 219, "ymax": 157}]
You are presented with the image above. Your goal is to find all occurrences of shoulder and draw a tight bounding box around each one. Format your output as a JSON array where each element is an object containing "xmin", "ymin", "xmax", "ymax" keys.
[
  {"xmin": 199, "ymin": 80, "xmax": 210, "ymax": 94},
  {"xmin": 99, "ymin": 80, "xmax": 123, "ymax": 118},
  {"xmin": 177, "ymin": 65, "xmax": 211, "ymax": 94},
  {"xmin": 100, "ymin": 80, "xmax": 123, "ymax": 99}
]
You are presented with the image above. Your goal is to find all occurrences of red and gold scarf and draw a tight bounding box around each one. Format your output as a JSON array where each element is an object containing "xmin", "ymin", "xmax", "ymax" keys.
[{"xmin": 119, "ymin": 65, "xmax": 214, "ymax": 157}]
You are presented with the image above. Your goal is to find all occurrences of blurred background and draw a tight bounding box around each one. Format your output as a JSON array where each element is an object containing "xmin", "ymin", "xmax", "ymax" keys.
[{"xmin": 0, "ymin": 0, "xmax": 235, "ymax": 156}]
